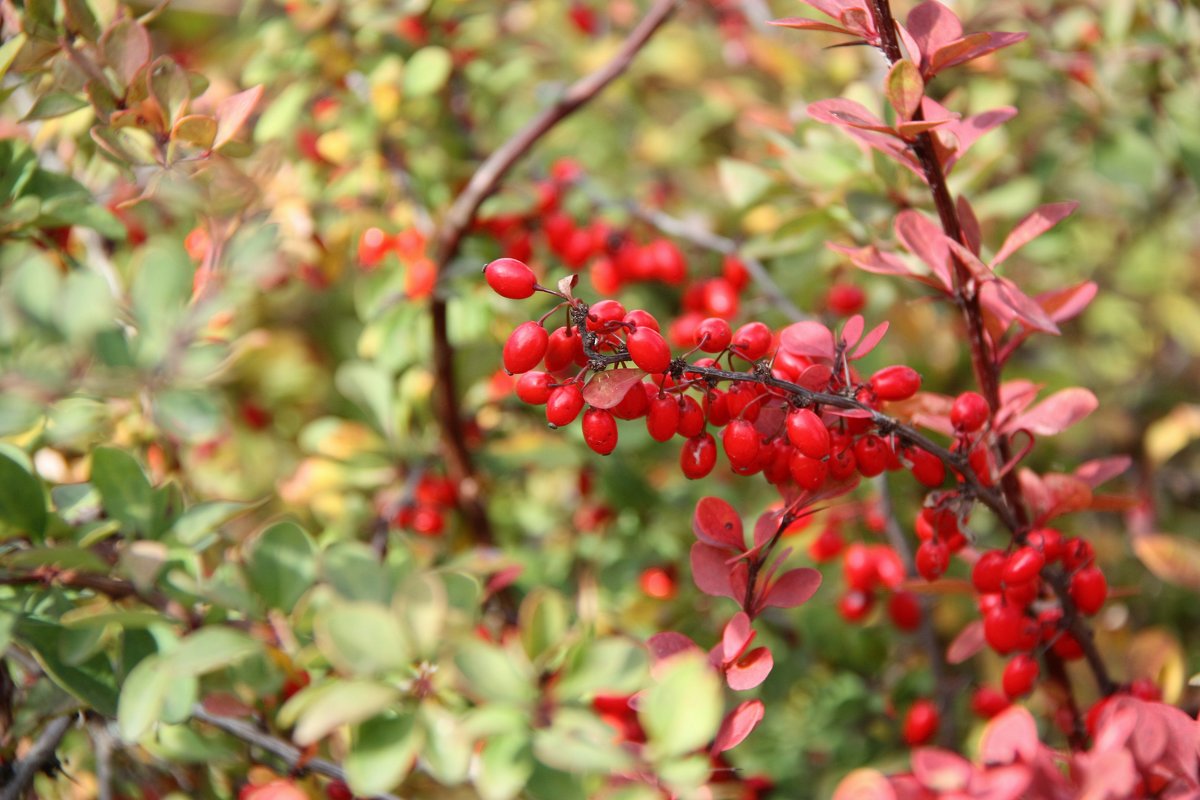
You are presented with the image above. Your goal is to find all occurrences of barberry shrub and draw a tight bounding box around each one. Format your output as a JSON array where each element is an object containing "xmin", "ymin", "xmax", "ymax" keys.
[{"xmin": 2, "ymin": 1, "xmax": 1200, "ymax": 799}]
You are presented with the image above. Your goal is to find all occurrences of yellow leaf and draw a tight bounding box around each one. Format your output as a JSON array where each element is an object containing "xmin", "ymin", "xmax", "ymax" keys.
[
  {"xmin": 1133, "ymin": 533, "xmax": 1200, "ymax": 591},
  {"xmin": 1144, "ymin": 404, "xmax": 1200, "ymax": 467},
  {"xmin": 1127, "ymin": 628, "xmax": 1185, "ymax": 704}
]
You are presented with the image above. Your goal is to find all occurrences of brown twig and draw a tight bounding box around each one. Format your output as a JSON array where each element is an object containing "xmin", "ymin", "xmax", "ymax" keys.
[
  {"xmin": 0, "ymin": 714, "xmax": 75, "ymax": 800},
  {"xmin": 427, "ymin": 0, "xmax": 679, "ymax": 547},
  {"xmin": 0, "ymin": 570, "xmax": 203, "ymax": 629},
  {"xmin": 865, "ymin": 0, "xmax": 1114, "ymax": 700}
]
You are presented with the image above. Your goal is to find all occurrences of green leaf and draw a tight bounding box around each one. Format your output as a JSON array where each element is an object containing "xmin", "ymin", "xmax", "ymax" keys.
[
  {"xmin": 169, "ymin": 500, "xmax": 258, "ymax": 546},
  {"xmin": 395, "ymin": 573, "xmax": 446, "ymax": 659},
  {"xmin": 0, "ymin": 33, "xmax": 27, "ymax": 82},
  {"xmin": 148, "ymin": 56, "xmax": 190, "ymax": 129},
  {"xmin": 23, "ymin": 93, "xmax": 89, "ymax": 121},
  {"xmin": 555, "ymin": 638, "xmax": 648, "ymax": 701},
  {"xmin": 254, "ymin": 82, "xmax": 310, "ymax": 143},
  {"xmin": 518, "ymin": 587, "xmax": 570, "ymax": 664},
  {"xmin": 57, "ymin": 268, "xmax": 118, "ymax": 343},
  {"xmin": 244, "ymin": 521, "xmax": 316, "ymax": 611},
  {"xmin": 717, "ymin": 158, "xmax": 773, "ymax": 209},
  {"xmin": 419, "ymin": 704, "xmax": 473, "ymax": 785},
  {"xmin": 118, "ymin": 653, "xmax": 171, "ymax": 741},
  {"xmin": 315, "ymin": 601, "xmax": 410, "ymax": 676},
  {"xmin": 63, "ymin": 0, "xmax": 100, "ymax": 41},
  {"xmin": 532, "ymin": 708, "xmax": 636, "ymax": 774},
  {"xmin": 165, "ymin": 628, "xmax": 260, "ymax": 677},
  {"xmin": 171, "ymin": 114, "xmax": 217, "ymax": 149},
  {"xmin": 321, "ymin": 541, "xmax": 394, "ymax": 603},
  {"xmin": 291, "ymin": 680, "xmax": 400, "ymax": 746},
  {"xmin": 335, "ymin": 361, "xmax": 395, "ymax": 437},
  {"xmin": 404, "ymin": 47, "xmax": 453, "ymax": 97},
  {"xmin": 344, "ymin": 714, "xmax": 422, "ymax": 796},
  {"xmin": 638, "ymin": 651, "xmax": 722, "ymax": 759},
  {"xmin": 885, "ymin": 59, "xmax": 924, "ymax": 120},
  {"xmin": 90, "ymin": 447, "xmax": 155, "ymax": 537},
  {"xmin": 100, "ymin": 19, "xmax": 151, "ymax": 89},
  {"xmin": 477, "ymin": 730, "xmax": 534, "ymax": 800},
  {"xmin": 17, "ymin": 618, "xmax": 119, "ymax": 716},
  {"xmin": 0, "ymin": 450, "xmax": 47, "ymax": 540},
  {"xmin": 657, "ymin": 754, "xmax": 713, "ymax": 795},
  {"xmin": 153, "ymin": 389, "xmax": 224, "ymax": 443},
  {"xmin": 454, "ymin": 640, "xmax": 536, "ymax": 705}
]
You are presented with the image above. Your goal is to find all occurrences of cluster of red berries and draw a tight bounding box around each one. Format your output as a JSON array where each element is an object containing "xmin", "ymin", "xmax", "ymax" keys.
[{"xmin": 389, "ymin": 472, "xmax": 458, "ymax": 537}]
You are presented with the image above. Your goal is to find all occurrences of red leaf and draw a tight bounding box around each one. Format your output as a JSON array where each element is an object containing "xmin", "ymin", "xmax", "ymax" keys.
[
  {"xmin": 759, "ymin": 567, "xmax": 822, "ymax": 610},
  {"xmin": 691, "ymin": 542, "xmax": 737, "ymax": 600},
  {"xmin": 692, "ymin": 496, "xmax": 745, "ymax": 550},
  {"xmin": 101, "ymin": 19, "xmax": 152, "ymax": 88},
  {"xmin": 979, "ymin": 706, "xmax": 1041, "ymax": 765},
  {"xmin": 802, "ymin": 0, "xmax": 864, "ymax": 20},
  {"xmin": 1074, "ymin": 456, "xmax": 1131, "ymax": 488},
  {"xmin": 957, "ymin": 196, "xmax": 983, "ymax": 255},
  {"xmin": 980, "ymin": 277, "xmax": 1060, "ymax": 334},
  {"xmin": 906, "ymin": 2, "xmax": 963, "ymax": 68},
  {"xmin": 968, "ymin": 766, "xmax": 1033, "ymax": 800},
  {"xmin": 929, "ymin": 31, "xmax": 1028, "ymax": 76},
  {"xmin": 646, "ymin": 631, "xmax": 701, "ymax": 664},
  {"xmin": 214, "ymin": 85, "xmax": 264, "ymax": 150},
  {"xmin": 851, "ymin": 321, "xmax": 889, "ymax": 360},
  {"xmin": 725, "ymin": 647, "xmax": 773, "ymax": 691},
  {"xmin": 1037, "ymin": 280, "xmax": 1096, "ymax": 324},
  {"xmin": 838, "ymin": 8, "xmax": 874, "ymax": 38},
  {"xmin": 721, "ymin": 611, "xmax": 755, "ymax": 663},
  {"xmin": 583, "ymin": 368, "xmax": 646, "ymax": 410},
  {"xmin": 833, "ymin": 770, "xmax": 898, "ymax": 800},
  {"xmin": 946, "ymin": 620, "xmax": 985, "ymax": 664},
  {"xmin": 840, "ymin": 314, "xmax": 865, "ymax": 349},
  {"xmin": 946, "ymin": 239, "xmax": 994, "ymax": 282},
  {"xmin": 769, "ymin": 17, "xmax": 855, "ymax": 35},
  {"xmin": 941, "ymin": 106, "xmax": 1017, "ymax": 172},
  {"xmin": 991, "ymin": 202, "xmax": 1079, "ymax": 268},
  {"xmin": 895, "ymin": 210, "xmax": 953, "ymax": 288},
  {"xmin": 808, "ymin": 99, "xmax": 895, "ymax": 135},
  {"xmin": 752, "ymin": 511, "xmax": 780, "ymax": 549},
  {"xmin": 797, "ymin": 363, "xmax": 835, "ymax": 391},
  {"xmin": 712, "ymin": 700, "xmax": 765, "ymax": 753},
  {"xmin": 1009, "ymin": 387, "xmax": 1097, "ymax": 436},
  {"xmin": 911, "ymin": 748, "xmax": 972, "ymax": 792},
  {"xmin": 780, "ymin": 320, "xmax": 836, "ymax": 360}
]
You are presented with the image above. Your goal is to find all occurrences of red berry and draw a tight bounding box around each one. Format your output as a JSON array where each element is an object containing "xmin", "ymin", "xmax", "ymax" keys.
[
  {"xmin": 722, "ymin": 255, "xmax": 750, "ymax": 291},
  {"xmin": 887, "ymin": 591, "xmax": 922, "ymax": 631},
  {"xmin": 676, "ymin": 395, "xmax": 706, "ymax": 438},
  {"xmin": 1004, "ymin": 546, "xmax": 1045, "ymax": 585},
  {"xmin": 905, "ymin": 447, "xmax": 945, "ymax": 488},
  {"xmin": 950, "ymin": 391, "xmax": 989, "ymax": 432},
  {"xmin": 647, "ymin": 239, "xmax": 686, "ymax": 284},
  {"xmin": 826, "ymin": 283, "xmax": 865, "ymax": 316},
  {"xmin": 546, "ymin": 383, "xmax": 585, "ymax": 427},
  {"xmin": 721, "ymin": 419, "xmax": 761, "ymax": 467},
  {"xmin": 544, "ymin": 326, "xmax": 584, "ymax": 371},
  {"xmin": 582, "ymin": 408, "xmax": 618, "ymax": 455},
  {"xmin": 680, "ymin": 433, "xmax": 717, "ymax": 479},
  {"xmin": 971, "ymin": 686, "xmax": 1010, "ymax": 719},
  {"xmin": 838, "ymin": 589, "xmax": 874, "ymax": 622},
  {"xmin": 731, "ymin": 321, "xmax": 772, "ymax": 360},
  {"xmin": 843, "ymin": 543, "xmax": 876, "ymax": 591},
  {"xmin": 702, "ymin": 278, "xmax": 740, "ymax": 319},
  {"xmin": 515, "ymin": 371, "xmax": 554, "ymax": 405},
  {"xmin": 870, "ymin": 365, "xmax": 922, "ymax": 402},
  {"xmin": 646, "ymin": 394, "xmax": 680, "ymax": 442},
  {"xmin": 1130, "ymin": 677, "xmax": 1161, "ymax": 701},
  {"xmin": 611, "ymin": 381, "xmax": 650, "ymax": 420},
  {"xmin": 786, "ymin": 408, "xmax": 830, "ymax": 459},
  {"xmin": 809, "ymin": 527, "xmax": 843, "ymax": 562},
  {"xmin": 326, "ymin": 780, "xmax": 355, "ymax": 800},
  {"xmin": 983, "ymin": 605, "xmax": 1039, "ymax": 654},
  {"xmin": 1069, "ymin": 567, "xmax": 1107, "ymax": 615},
  {"xmin": 1002, "ymin": 654, "xmax": 1039, "ymax": 698},
  {"xmin": 502, "ymin": 321, "xmax": 549, "ymax": 374},
  {"xmin": 704, "ymin": 388, "xmax": 731, "ymax": 427},
  {"xmin": 854, "ymin": 435, "xmax": 888, "ymax": 477},
  {"xmin": 902, "ymin": 700, "xmax": 939, "ymax": 746},
  {"xmin": 971, "ymin": 550, "xmax": 1007, "ymax": 594},
  {"xmin": 915, "ymin": 539, "xmax": 949, "ymax": 582},
  {"xmin": 587, "ymin": 299, "xmax": 627, "ymax": 331},
  {"xmin": 640, "ymin": 566, "xmax": 677, "ymax": 599},
  {"xmin": 623, "ymin": 309, "xmax": 660, "ymax": 332},
  {"xmin": 1062, "ymin": 537, "xmax": 1094, "ymax": 570},
  {"xmin": 484, "ymin": 257, "xmax": 537, "ymax": 299},
  {"xmin": 358, "ymin": 227, "xmax": 393, "ymax": 267},
  {"xmin": 788, "ymin": 450, "xmax": 827, "ymax": 491},
  {"xmin": 694, "ymin": 317, "xmax": 733, "ymax": 353},
  {"xmin": 624, "ymin": 327, "xmax": 671, "ymax": 374},
  {"xmin": 828, "ymin": 444, "xmax": 857, "ymax": 481},
  {"xmin": 873, "ymin": 546, "xmax": 907, "ymax": 589},
  {"xmin": 411, "ymin": 505, "xmax": 444, "ymax": 536}
]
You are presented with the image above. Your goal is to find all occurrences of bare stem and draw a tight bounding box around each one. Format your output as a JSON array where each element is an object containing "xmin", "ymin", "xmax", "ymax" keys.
[
  {"xmin": 0, "ymin": 715, "xmax": 75, "ymax": 800},
  {"xmin": 427, "ymin": 0, "xmax": 679, "ymax": 547}
]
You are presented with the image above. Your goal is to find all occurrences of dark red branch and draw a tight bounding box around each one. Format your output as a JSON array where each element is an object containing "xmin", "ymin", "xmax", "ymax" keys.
[{"xmin": 427, "ymin": 0, "xmax": 679, "ymax": 547}]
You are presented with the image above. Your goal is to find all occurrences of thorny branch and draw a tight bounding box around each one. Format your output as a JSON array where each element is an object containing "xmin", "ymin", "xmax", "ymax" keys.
[{"xmin": 426, "ymin": 0, "xmax": 680, "ymax": 547}]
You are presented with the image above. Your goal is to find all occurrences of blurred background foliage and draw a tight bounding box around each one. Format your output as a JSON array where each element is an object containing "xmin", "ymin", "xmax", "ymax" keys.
[{"xmin": 1, "ymin": 0, "xmax": 1199, "ymax": 798}]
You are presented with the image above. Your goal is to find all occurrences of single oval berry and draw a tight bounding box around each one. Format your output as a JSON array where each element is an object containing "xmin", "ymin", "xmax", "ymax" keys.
[
  {"xmin": 902, "ymin": 700, "xmax": 939, "ymax": 747},
  {"xmin": 826, "ymin": 283, "xmax": 866, "ymax": 316},
  {"xmin": 1069, "ymin": 566, "xmax": 1107, "ymax": 615},
  {"xmin": 1004, "ymin": 546, "xmax": 1045, "ymax": 585},
  {"xmin": 1062, "ymin": 537, "xmax": 1095, "ymax": 570},
  {"xmin": 971, "ymin": 686, "xmax": 1010, "ymax": 719},
  {"xmin": 515, "ymin": 371, "xmax": 554, "ymax": 405},
  {"xmin": 646, "ymin": 394, "xmax": 680, "ymax": 442},
  {"xmin": 786, "ymin": 408, "xmax": 830, "ymax": 459},
  {"xmin": 623, "ymin": 309, "xmax": 660, "ymax": 332},
  {"xmin": 676, "ymin": 395, "xmax": 706, "ymax": 438},
  {"xmin": 906, "ymin": 447, "xmax": 946, "ymax": 488},
  {"xmin": 611, "ymin": 380, "xmax": 650, "ymax": 420},
  {"xmin": 582, "ymin": 408, "xmax": 618, "ymax": 455},
  {"xmin": 972, "ymin": 550, "xmax": 1007, "ymax": 594},
  {"xmin": 680, "ymin": 433, "xmax": 717, "ymax": 480},
  {"xmin": 1002, "ymin": 654, "xmax": 1039, "ymax": 699},
  {"xmin": 626, "ymin": 327, "xmax": 671, "ymax": 374},
  {"xmin": 887, "ymin": 591, "xmax": 922, "ymax": 632},
  {"xmin": 721, "ymin": 419, "xmax": 761, "ymax": 467},
  {"xmin": 731, "ymin": 321, "xmax": 772, "ymax": 360},
  {"xmin": 702, "ymin": 278, "xmax": 740, "ymax": 319},
  {"xmin": 915, "ymin": 539, "xmax": 949, "ymax": 582},
  {"xmin": 694, "ymin": 317, "xmax": 733, "ymax": 353},
  {"xmin": 789, "ymin": 450, "xmax": 828, "ymax": 492},
  {"xmin": 983, "ymin": 605, "xmax": 1039, "ymax": 654},
  {"xmin": 545, "ymin": 326, "xmax": 584, "ymax": 371},
  {"xmin": 587, "ymin": 299, "xmax": 627, "ymax": 331},
  {"xmin": 870, "ymin": 365, "xmax": 922, "ymax": 402},
  {"xmin": 809, "ymin": 526, "xmax": 843, "ymax": 562},
  {"xmin": 503, "ymin": 321, "xmax": 549, "ymax": 374},
  {"xmin": 951, "ymin": 391, "xmax": 989, "ymax": 432},
  {"xmin": 843, "ymin": 543, "xmax": 876, "ymax": 592},
  {"xmin": 546, "ymin": 383, "xmax": 585, "ymax": 428},
  {"xmin": 828, "ymin": 445, "xmax": 857, "ymax": 481},
  {"xmin": 484, "ymin": 257, "xmax": 537, "ymax": 299},
  {"xmin": 854, "ymin": 434, "xmax": 888, "ymax": 477},
  {"xmin": 838, "ymin": 589, "xmax": 874, "ymax": 622}
]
